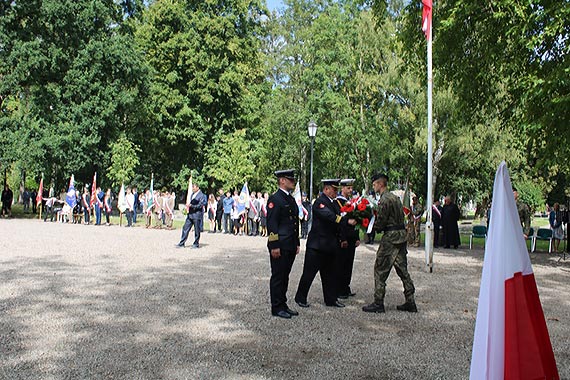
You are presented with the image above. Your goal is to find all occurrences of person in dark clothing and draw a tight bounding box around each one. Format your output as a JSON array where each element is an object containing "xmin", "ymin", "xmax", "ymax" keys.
[
  {"xmin": 336, "ymin": 179, "xmax": 360, "ymax": 299},
  {"xmin": 300, "ymin": 193, "xmax": 312, "ymax": 239},
  {"xmin": 215, "ymin": 190, "xmax": 224, "ymax": 232},
  {"xmin": 1, "ymin": 184, "xmax": 14, "ymax": 218},
  {"xmin": 294, "ymin": 179, "xmax": 356, "ymax": 308},
  {"xmin": 432, "ymin": 199, "xmax": 443, "ymax": 248},
  {"xmin": 441, "ymin": 196, "xmax": 461, "ymax": 248},
  {"xmin": 266, "ymin": 169, "xmax": 300, "ymax": 319}
]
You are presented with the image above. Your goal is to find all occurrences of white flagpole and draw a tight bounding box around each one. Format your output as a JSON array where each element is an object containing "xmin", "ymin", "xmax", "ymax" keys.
[{"xmin": 425, "ymin": 14, "xmax": 434, "ymax": 273}]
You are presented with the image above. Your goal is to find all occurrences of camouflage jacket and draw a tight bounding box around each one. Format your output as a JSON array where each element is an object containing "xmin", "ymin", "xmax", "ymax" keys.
[{"xmin": 374, "ymin": 189, "xmax": 407, "ymax": 244}]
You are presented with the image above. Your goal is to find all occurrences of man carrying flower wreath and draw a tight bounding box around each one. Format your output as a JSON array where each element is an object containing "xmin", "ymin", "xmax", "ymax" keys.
[
  {"xmin": 362, "ymin": 173, "xmax": 417, "ymax": 314},
  {"xmin": 336, "ymin": 178, "xmax": 361, "ymax": 299},
  {"xmin": 295, "ymin": 179, "xmax": 357, "ymax": 308}
]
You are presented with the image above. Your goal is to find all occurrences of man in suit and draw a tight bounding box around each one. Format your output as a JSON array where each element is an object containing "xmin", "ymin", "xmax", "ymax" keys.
[
  {"xmin": 295, "ymin": 179, "xmax": 356, "ymax": 308},
  {"xmin": 336, "ymin": 178, "xmax": 360, "ymax": 299},
  {"xmin": 266, "ymin": 169, "xmax": 300, "ymax": 319},
  {"xmin": 177, "ymin": 182, "xmax": 207, "ymax": 248}
]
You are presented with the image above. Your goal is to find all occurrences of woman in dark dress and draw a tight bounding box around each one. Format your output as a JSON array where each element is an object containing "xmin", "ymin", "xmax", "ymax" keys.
[{"xmin": 441, "ymin": 196, "xmax": 461, "ymax": 248}]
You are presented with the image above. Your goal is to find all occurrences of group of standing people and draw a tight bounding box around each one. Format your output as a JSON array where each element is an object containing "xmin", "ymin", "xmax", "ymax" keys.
[{"xmin": 266, "ymin": 170, "xmax": 417, "ymax": 319}]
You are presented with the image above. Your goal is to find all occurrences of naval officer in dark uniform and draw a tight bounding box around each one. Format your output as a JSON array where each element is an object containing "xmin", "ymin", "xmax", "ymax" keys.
[
  {"xmin": 294, "ymin": 179, "xmax": 357, "ymax": 308},
  {"xmin": 336, "ymin": 178, "xmax": 360, "ymax": 299},
  {"xmin": 267, "ymin": 169, "xmax": 301, "ymax": 319}
]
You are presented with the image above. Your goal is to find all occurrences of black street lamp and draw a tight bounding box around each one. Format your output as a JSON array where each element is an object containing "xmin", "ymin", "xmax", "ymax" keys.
[{"xmin": 308, "ymin": 121, "xmax": 317, "ymax": 203}]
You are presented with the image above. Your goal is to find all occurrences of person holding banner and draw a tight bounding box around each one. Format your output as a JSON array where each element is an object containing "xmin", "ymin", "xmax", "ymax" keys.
[
  {"xmin": 362, "ymin": 173, "xmax": 416, "ymax": 314},
  {"xmin": 177, "ymin": 182, "xmax": 207, "ymax": 249}
]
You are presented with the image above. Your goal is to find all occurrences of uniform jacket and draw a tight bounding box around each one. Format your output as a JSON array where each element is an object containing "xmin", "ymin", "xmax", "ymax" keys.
[
  {"xmin": 188, "ymin": 190, "xmax": 207, "ymax": 219},
  {"xmin": 307, "ymin": 194, "xmax": 346, "ymax": 253},
  {"xmin": 266, "ymin": 189, "xmax": 300, "ymax": 251},
  {"xmin": 373, "ymin": 189, "xmax": 407, "ymax": 244}
]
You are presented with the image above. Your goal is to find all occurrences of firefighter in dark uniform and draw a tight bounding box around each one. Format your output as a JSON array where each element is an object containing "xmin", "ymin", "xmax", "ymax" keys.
[
  {"xmin": 294, "ymin": 179, "xmax": 357, "ymax": 308},
  {"xmin": 336, "ymin": 178, "xmax": 360, "ymax": 299},
  {"xmin": 267, "ymin": 169, "xmax": 301, "ymax": 319}
]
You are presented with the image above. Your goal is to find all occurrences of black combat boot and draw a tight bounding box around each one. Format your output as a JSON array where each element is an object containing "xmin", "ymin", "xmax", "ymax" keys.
[
  {"xmin": 362, "ymin": 302, "xmax": 385, "ymax": 313},
  {"xmin": 396, "ymin": 301, "xmax": 418, "ymax": 312}
]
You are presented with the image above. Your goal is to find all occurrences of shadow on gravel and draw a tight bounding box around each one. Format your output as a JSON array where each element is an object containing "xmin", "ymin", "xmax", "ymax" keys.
[{"xmin": 1, "ymin": 244, "xmax": 568, "ymax": 380}]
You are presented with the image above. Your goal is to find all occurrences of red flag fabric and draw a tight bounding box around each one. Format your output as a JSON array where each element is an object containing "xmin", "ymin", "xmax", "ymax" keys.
[
  {"xmin": 422, "ymin": 0, "xmax": 432, "ymax": 40},
  {"xmin": 90, "ymin": 172, "xmax": 97, "ymax": 207},
  {"xmin": 36, "ymin": 177, "xmax": 43, "ymax": 206}
]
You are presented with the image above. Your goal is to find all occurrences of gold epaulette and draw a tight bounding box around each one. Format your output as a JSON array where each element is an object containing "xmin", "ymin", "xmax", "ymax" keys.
[
  {"xmin": 268, "ymin": 232, "xmax": 279, "ymax": 242},
  {"xmin": 335, "ymin": 215, "xmax": 342, "ymax": 223}
]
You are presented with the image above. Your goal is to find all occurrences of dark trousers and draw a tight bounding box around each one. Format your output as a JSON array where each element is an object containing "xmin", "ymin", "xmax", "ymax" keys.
[
  {"xmin": 83, "ymin": 208, "xmax": 90, "ymax": 224},
  {"xmin": 125, "ymin": 210, "xmax": 133, "ymax": 226},
  {"xmin": 215, "ymin": 214, "xmax": 223, "ymax": 231},
  {"xmin": 44, "ymin": 206, "xmax": 54, "ymax": 222},
  {"xmin": 133, "ymin": 207, "xmax": 137, "ymax": 224},
  {"xmin": 337, "ymin": 244, "xmax": 356, "ymax": 297},
  {"xmin": 295, "ymin": 247, "xmax": 338, "ymax": 305},
  {"xmin": 223, "ymin": 213, "xmax": 231, "ymax": 233},
  {"xmin": 180, "ymin": 215, "xmax": 203, "ymax": 246},
  {"xmin": 433, "ymin": 223, "xmax": 441, "ymax": 247},
  {"xmin": 269, "ymin": 248, "xmax": 296, "ymax": 313},
  {"xmin": 105, "ymin": 210, "xmax": 111, "ymax": 224},
  {"xmin": 301, "ymin": 221, "xmax": 309, "ymax": 238}
]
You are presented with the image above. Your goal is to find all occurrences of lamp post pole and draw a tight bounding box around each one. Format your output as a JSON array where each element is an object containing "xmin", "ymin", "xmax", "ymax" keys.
[{"xmin": 308, "ymin": 121, "xmax": 317, "ymax": 203}]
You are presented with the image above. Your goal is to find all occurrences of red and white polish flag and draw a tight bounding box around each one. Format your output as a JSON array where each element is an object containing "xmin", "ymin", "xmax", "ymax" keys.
[
  {"xmin": 421, "ymin": 0, "xmax": 432, "ymax": 40},
  {"xmin": 470, "ymin": 162, "xmax": 559, "ymax": 379}
]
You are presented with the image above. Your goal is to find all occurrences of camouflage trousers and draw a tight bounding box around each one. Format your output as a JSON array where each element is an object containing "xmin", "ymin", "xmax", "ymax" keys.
[
  {"xmin": 407, "ymin": 221, "xmax": 421, "ymax": 247},
  {"xmin": 374, "ymin": 239, "xmax": 415, "ymax": 304}
]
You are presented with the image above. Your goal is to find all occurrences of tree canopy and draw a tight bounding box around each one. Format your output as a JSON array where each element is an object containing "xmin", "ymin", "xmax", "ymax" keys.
[{"xmin": 1, "ymin": 0, "xmax": 567, "ymax": 208}]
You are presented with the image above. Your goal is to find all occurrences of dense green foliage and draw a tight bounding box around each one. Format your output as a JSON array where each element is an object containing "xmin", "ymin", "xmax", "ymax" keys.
[{"xmin": 1, "ymin": 0, "xmax": 567, "ymax": 209}]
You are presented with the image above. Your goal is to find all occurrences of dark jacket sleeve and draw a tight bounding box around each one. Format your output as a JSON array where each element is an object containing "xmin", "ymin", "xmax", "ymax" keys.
[{"xmin": 266, "ymin": 195, "xmax": 281, "ymax": 250}]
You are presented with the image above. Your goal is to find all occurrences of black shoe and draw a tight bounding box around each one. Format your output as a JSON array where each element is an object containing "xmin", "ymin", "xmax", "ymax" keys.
[
  {"xmin": 454, "ymin": 245, "xmax": 459, "ymax": 249},
  {"xmin": 397, "ymin": 302, "xmax": 418, "ymax": 312},
  {"xmin": 175, "ymin": 244, "xmax": 184, "ymax": 248},
  {"xmin": 362, "ymin": 302, "xmax": 385, "ymax": 313},
  {"xmin": 348, "ymin": 291, "xmax": 356, "ymax": 297},
  {"xmin": 326, "ymin": 301, "xmax": 345, "ymax": 308},
  {"xmin": 444, "ymin": 246, "xmax": 450, "ymax": 249},
  {"xmin": 285, "ymin": 308, "xmax": 299, "ymax": 316},
  {"xmin": 295, "ymin": 300, "xmax": 310, "ymax": 308},
  {"xmin": 272, "ymin": 310, "xmax": 292, "ymax": 319},
  {"xmin": 338, "ymin": 294, "xmax": 349, "ymax": 300},
  {"xmin": 191, "ymin": 244, "xmax": 200, "ymax": 249}
]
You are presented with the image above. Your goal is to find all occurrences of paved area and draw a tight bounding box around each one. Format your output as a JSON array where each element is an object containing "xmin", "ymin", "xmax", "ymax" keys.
[{"xmin": 0, "ymin": 219, "xmax": 568, "ymax": 379}]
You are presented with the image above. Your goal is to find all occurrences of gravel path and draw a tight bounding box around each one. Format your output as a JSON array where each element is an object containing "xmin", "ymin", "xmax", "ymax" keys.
[{"xmin": 1, "ymin": 219, "xmax": 568, "ymax": 379}]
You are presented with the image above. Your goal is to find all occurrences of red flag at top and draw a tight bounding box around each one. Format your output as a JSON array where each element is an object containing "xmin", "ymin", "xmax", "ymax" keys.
[
  {"xmin": 422, "ymin": 0, "xmax": 432, "ymax": 40},
  {"xmin": 90, "ymin": 172, "xmax": 97, "ymax": 207},
  {"xmin": 36, "ymin": 177, "xmax": 43, "ymax": 206}
]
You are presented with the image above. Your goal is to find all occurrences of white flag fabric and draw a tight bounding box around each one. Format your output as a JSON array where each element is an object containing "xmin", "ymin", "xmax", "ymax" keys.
[
  {"xmin": 185, "ymin": 176, "xmax": 193, "ymax": 206},
  {"xmin": 117, "ymin": 183, "xmax": 127, "ymax": 213},
  {"xmin": 470, "ymin": 161, "xmax": 558, "ymax": 380},
  {"xmin": 292, "ymin": 182, "xmax": 308, "ymax": 219}
]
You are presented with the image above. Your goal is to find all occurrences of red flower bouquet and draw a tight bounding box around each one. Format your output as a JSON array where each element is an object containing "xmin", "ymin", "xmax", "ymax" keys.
[{"xmin": 340, "ymin": 197, "xmax": 373, "ymax": 230}]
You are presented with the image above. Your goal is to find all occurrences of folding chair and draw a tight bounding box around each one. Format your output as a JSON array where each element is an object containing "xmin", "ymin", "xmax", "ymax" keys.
[
  {"xmin": 469, "ymin": 225, "xmax": 487, "ymax": 249},
  {"xmin": 532, "ymin": 228, "xmax": 553, "ymax": 253}
]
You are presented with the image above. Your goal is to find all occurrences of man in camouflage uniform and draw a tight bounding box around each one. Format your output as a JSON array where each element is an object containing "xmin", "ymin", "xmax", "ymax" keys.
[
  {"xmin": 514, "ymin": 188, "xmax": 531, "ymax": 239},
  {"xmin": 363, "ymin": 173, "xmax": 417, "ymax": 314},
  {"xmin": 407, "ymin": 196, "xmax": 423, "ymax": 247}
]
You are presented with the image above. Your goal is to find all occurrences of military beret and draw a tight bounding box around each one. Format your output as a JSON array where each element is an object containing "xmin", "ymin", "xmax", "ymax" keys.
[
  {"xmin": 371, "ymin": 173, "xmax": 388, "ymax": 182},
  {"xmin": 340, "ymin": 178, "xmax": 355, "ymax": 186},
  {"xmin": 274, "ymin": 169, "xmax": 296, "ymax": 180},
  {"xmin": 321, "ymin": 179, "xmax": 340, "ymax": 188}
]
